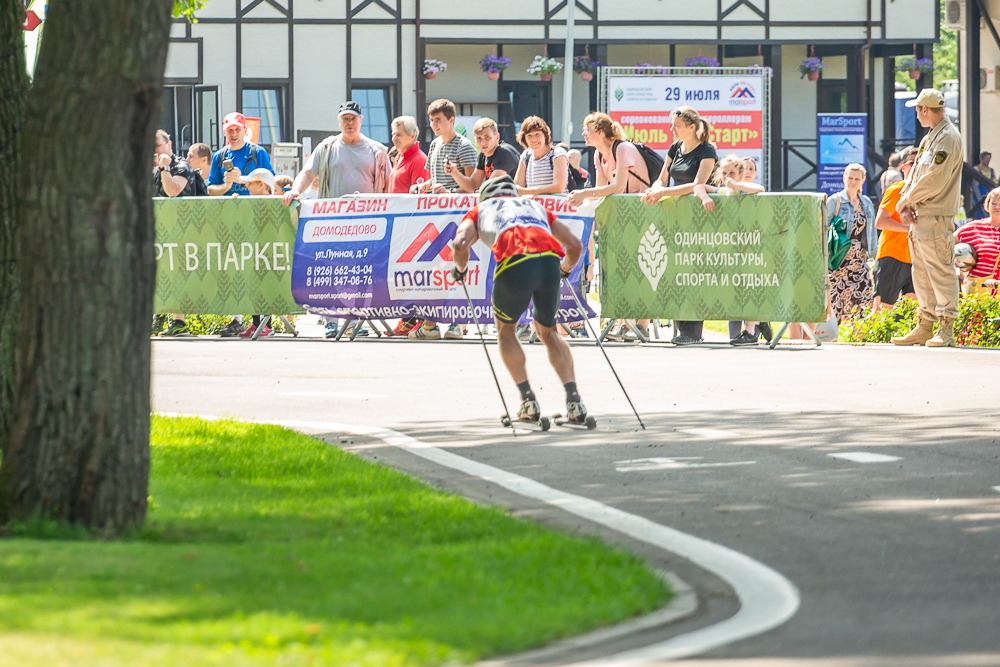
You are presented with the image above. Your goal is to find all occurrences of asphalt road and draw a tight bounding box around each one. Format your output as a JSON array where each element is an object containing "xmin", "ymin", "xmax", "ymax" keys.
[{"xmin": 151, "ymin": 333, "xmax": 1000, "ymax": 666}]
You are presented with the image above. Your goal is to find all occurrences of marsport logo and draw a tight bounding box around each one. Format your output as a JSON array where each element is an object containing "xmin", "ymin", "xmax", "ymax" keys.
[
  {"xmin": 389, "ymin": 219, "xmax": 487, "ymax": 300},
  {"xmin": 638, "ymin": 223, "xmax": 669, "ymax": 291},
  {"xmin": 728, "ymin": 81, "xmax": 758, "ymax": 107},
  {"xmin": 614, "ymin": 86, "xmax": 624, "ymax": 102}
]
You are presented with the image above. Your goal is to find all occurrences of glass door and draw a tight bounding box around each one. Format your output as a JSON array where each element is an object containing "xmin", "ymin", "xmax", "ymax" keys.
[{"xmin": 194, "ymin": 85, "xmax": 220, "ymax": 151}]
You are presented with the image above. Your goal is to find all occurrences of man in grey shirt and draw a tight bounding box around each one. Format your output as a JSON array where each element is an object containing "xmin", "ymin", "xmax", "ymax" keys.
[
  {"xmin": 283, "ymin": 101, "xmax": 390, "ymax": 338},
  {"xmin": 284, "ymin": 101, "xmax": 390, "ymax": 201}
]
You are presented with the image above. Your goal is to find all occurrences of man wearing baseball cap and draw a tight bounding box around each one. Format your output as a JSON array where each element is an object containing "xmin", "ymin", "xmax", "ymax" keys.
[
  {"xmin": 207, "ymin": 111, "xmax": 274, "ymax": 197},
  {"xmin": 237, "ymin": 168, "xmax": 276, "ymax": 196},
  {"xmin": 892, "ymin": 88, "xmax": 964, "ymax": 347},
  {"xmin": 282, "ymin": 100, "xmax": 390, "ymax": 339}
]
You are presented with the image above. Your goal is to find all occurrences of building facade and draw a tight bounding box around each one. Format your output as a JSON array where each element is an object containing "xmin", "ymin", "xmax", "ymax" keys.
[{"xmin": 163, "ymin": 0, "xmax": 940, "ymax": 189}]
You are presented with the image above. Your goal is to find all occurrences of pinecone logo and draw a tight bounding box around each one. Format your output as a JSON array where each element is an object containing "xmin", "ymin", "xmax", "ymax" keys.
[{"xmin": 637, "ymin": 223, "xmax": 669, "ymax": 291}]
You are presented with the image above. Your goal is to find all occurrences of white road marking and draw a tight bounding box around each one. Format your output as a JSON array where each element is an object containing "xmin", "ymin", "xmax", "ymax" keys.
[
  {"xmin": 828, "ymin": 452, "xmax": 902, "ymax": 463},
  {"xmin": 615, "ymin": 457, "xmax": 757, "ymax": 472},
  {"xmin": 160, "ymin": 412, "xmax": 799, "ymax": 662},
  {"xmin": 279, "ymin": 391, "xmax": 386, "ymax": 399},
  {"xmin": 679, "ymin": 428, "xmax": 739, "ymax": 438}
]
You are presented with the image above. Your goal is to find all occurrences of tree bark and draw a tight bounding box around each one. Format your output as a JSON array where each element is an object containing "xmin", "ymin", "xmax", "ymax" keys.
[
  {"xmin": 0, "ymin": 0, "xmax": 29, "ymax": 448},
  {"xmin": 0, "ymin": 0, "xmax": 174, "ymax": 533}
]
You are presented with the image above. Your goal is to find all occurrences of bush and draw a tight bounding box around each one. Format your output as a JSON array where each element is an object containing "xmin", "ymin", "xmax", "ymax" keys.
[
  {"xmin": 838, "ymin": 295, "xmax": 1000, "ymax": 347},
  {"xmin": 839, "ymin": 298, "xmax": 918, "ymax": 343}
]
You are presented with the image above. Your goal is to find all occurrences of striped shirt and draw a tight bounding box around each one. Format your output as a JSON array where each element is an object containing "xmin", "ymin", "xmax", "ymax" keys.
[
  {"xmin": 955, "ymin": 220, "xmax": 1000, "ymax": 278},
  {"xmin": 425, "ymin": 134, "xmax": 478, "ymax": 191},
  {"xmin": 520, "ymin": 145, "xmax": 568, "ymax": 191}
]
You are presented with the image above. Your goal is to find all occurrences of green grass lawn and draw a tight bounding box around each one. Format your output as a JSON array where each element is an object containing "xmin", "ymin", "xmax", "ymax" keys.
[{"xmin": 0, "ymin": 416, "xmax": 670, "ymax": 666}]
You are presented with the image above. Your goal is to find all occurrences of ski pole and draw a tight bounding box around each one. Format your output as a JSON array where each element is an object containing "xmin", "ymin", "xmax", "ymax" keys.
[
  {"xmin": 457, "ymin": 275, "xmax": 517, "ymax": 437},
  {"xmin": 562, "ymin": 278, "xmax": 645, "ymax": 430}
]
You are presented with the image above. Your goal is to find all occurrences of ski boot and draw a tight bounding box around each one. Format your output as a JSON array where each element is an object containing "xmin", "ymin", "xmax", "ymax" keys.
[
  {"xmin": 501, "ymin": 398, "xmax": 550, "ymax": 431},
  {"xmin": 554, "ymin": 400, "xmax": 597, "ymax": 430}
]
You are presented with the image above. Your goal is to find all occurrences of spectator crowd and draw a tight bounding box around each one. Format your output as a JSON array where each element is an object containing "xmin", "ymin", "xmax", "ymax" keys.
[{"xmin": 153, "ymin": 86, "xmax": 1000, "ymax": 348}]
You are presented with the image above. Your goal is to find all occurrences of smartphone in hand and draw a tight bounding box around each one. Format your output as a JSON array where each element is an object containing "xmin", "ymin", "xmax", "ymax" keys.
[{"xmin": 223, "ymin": 159, "xmax": 234, "ymax": 172}]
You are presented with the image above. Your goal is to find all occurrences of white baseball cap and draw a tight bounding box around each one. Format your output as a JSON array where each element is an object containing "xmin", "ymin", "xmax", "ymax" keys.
[{"xmin": 239, "ymin": 168, "xmax": 275, "ymax": 189}]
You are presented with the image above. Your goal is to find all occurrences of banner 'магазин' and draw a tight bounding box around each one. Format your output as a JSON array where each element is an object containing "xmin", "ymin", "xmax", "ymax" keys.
[{"xmin": 291, "ymin": 194, "xmax": 597, "ymax": 325}]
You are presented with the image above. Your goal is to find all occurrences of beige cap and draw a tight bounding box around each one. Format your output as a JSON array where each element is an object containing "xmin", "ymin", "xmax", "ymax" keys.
[{"xmin": 904, "ymin": 88, "xmax": 945, "ymax": 108}]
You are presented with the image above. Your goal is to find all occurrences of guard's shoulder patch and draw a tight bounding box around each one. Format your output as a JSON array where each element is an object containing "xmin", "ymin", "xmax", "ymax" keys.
[{"xmin": 934, "ymin": 151, "xmax": 947, "ymax": 165}]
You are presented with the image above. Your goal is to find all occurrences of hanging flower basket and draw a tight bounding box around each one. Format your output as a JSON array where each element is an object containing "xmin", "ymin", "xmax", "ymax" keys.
[
  {"xmin": 896, "ymin": 57, "xmax": 934, "ymax": 80},
  {"xmin": 423, "ymin": 58, "xmax": 447, "ymax": 80},
  {"xmin": 574, "ymin": 56, "xmax": 601, "ymax": 82},
  {"xmin": 634, "ymin": 63, "xmax": 668, "ymax": 75},
  {"xmin": 479, "ymin": 54, "xmax": 511, "ymax": 81},
  {"xmin": 685, "ymin": 56, "xmax": 720, "ymax": 68},
  {"xmin": 527, "ymin": 55, "xmax": 564, "ymax": 81},
  {"xmin": 799, "ymin": 57, "xmax": 826, "ymax": 80}
]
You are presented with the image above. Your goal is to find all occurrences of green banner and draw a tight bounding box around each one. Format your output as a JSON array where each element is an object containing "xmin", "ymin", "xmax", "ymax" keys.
[
  {"xmin": 596, "ymin": 194, "xmax": 829, "ymax": 322},
  {"xmin": 153, "ymin": 197, "xmax": 300, "ymax": 315}
]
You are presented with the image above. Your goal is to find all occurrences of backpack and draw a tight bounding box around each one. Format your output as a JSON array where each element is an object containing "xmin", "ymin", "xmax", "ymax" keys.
[
  {"xmin": 827, "ymin": 197, "xmax": 851, "ymax": 271},
  {"xmin": 192, "ymin": 171, "xmax": 209, "ymax": 196},
  {"xmin": 545, "ymin": 149, "xmax": 578, "ymax": 193},
  {"xmin": 608, "ymin": 140, "xmax": 666, "ymax": 193}
]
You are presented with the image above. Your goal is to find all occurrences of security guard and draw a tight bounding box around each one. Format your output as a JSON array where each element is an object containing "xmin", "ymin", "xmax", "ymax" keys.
[{"xmin": 892, "ymin": 89, "xmax": 964, "ymax": 347}]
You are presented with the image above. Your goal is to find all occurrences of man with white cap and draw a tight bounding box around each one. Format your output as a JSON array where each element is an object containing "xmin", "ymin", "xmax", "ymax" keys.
[
  {"xmin": 283, "ymin": 101, "xmax": 390, "ymax": 338},
  {"xmin": 207, "ymin": 112, "xmax": 274, "ymax": 197},
  {"xmin": 891, "ymin": 88, "xmax": 964, "ymax": 348}
]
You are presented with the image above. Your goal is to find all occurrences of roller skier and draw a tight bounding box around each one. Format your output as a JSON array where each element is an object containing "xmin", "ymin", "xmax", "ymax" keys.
[{"xmin": 451, "ymin": 175, "xmax": 590, "ymax": 428}]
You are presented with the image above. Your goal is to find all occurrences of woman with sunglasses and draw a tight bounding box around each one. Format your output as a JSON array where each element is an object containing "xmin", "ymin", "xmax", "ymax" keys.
[{"xmin": 640, "ymin": 106, "xmax": 717, "ymax": 345}]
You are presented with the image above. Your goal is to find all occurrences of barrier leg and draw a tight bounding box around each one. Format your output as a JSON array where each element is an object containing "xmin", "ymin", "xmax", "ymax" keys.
[
  {"xmin": 278, "ymin": 315, "xmax": 298, "ymax": 337},
  {"xmin": 768, "ymin": 322, "xmax": 790, "ymax": 350},
  {"xmin": 624, "ymin": 320, "xmax": 649, "ymax": 343},
  {"xmin": 251, "ymin": 315, "xmax": 271, "ymax": 341},
  {"xmin": 599, "ymin": 319, "xmax": 615, "ymax": 343}
]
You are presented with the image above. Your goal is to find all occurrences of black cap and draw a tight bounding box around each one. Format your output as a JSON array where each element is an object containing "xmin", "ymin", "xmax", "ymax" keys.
[{"xmin": 338, "ymin": 101, "xmax": 362, "ymax": 118}]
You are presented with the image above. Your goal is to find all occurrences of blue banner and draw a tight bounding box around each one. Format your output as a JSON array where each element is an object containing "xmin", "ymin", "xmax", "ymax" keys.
[
  {"xmin": 817, "ymin": 113, "xmax": 868, "ymax": 196},
  {"xmin": 291, "ymin": 194, "xmax": 596, "ymax": 324}
]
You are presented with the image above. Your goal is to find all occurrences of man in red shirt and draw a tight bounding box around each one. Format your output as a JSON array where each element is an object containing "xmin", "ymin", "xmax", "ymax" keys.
[
  {"xmin": 387, "ymin": 115, "xmax": 430, "ymax": 194},
  {"xmin": 387, "ymin": 115, "xmax": 432, "ymax": 335},
  {"xmin": 452, "ymin": 176, "xmax": 587, "ymax": 426}
]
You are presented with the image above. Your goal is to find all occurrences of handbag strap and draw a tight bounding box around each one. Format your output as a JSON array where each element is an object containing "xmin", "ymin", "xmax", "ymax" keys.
[{"xmin": 834, "ymin": 196, "xmax": 842, "ymax": 219}]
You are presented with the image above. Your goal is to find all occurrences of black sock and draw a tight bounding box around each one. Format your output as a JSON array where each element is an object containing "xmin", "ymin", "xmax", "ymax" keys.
[
  {"xmin": 517, "ymin": 381, "xmax": 535, "ymax": 401},
  {"xmin": 173, "ymin": 318, "xmax": 185, "ymax": 326},
  {"xmin": 564, "ymin": 382, "xmax": 580, "ymax": 403},
  {"xmin": 253, "ymin": 315, "xmax": 261, "ymax": 326}
]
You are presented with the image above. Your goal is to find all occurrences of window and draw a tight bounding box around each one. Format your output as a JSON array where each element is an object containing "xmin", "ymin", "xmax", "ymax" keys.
[
  {"xmin": 351, "ymin": 86, "xmax": 393, "ymax": 145},
  {"xmin": 242, "ymin": 87, "xmax": 285, "ymax": 145}
]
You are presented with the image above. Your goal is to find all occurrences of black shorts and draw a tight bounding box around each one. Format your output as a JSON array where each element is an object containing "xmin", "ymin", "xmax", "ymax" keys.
[
  {"xmin": 492, "ymin": 252, "xmax": 562, "ymax": 328},
  {"xmin": 873, "ymin": 256, "xmax": 914, "ymax": 305}
]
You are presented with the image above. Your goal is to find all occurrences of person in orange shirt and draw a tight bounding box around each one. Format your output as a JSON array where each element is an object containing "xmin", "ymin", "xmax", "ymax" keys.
[{"xmin": 872, "ymin": 145, "xmax": 919, "ymax": 311}]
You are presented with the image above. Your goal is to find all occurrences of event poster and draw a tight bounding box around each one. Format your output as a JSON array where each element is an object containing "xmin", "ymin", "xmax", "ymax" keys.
[
  {"xmin": 606, "ymin": 74, "xmax": 765, "ymax": 183},
  {"xmin": 817, "ymin": 113, "xmax": 867, "ymax": 196},
  {"xmin": 291, "ymin": 194, "xmax": 597, "ymax": 325}
]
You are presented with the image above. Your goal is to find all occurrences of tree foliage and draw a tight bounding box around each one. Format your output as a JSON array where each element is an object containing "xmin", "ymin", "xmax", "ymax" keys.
[{"xmin": 895, "ymin": 3, "xmax": 957, "ymax": 91}]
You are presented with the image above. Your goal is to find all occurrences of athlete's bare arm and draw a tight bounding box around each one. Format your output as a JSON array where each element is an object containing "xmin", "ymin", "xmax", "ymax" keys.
[
  {"xmin": 550, "ymin": 217, "xmax": 583, "ymax": 273},
  {"xmin": 452, "ymin": 217, "xmax": 479, "ymax": 273}
]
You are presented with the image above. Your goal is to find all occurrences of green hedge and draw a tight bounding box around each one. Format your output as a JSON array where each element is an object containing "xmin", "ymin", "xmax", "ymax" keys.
[
  {"xmin": 838, "ymin": 295, "xmax": 1000, "ymax": 347},
  {"xmin": 153, "ymin": 314, "xmax": 298, "ymax": 336}
]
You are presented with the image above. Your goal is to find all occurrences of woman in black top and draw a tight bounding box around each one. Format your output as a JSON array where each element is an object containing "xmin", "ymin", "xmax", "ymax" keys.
[{"xmin": 640, "ymin": 106, "xmax": 718, "ymax": 345}]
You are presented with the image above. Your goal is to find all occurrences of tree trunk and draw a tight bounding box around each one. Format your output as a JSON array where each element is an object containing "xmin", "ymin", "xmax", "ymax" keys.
[
  {"xmin": 0, "ymin": 0, "xmax": 29, "ymax": 448},
  {"xmin": 0, "ymin": 0, "xmax": 173, "ymax": 533}
]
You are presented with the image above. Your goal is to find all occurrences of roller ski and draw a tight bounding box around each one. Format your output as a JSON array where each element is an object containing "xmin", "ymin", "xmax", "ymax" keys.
[
  {"xmin": 553, "ymin": 400, "xmax": 597, "ymax": 430},
  {"xmin": 501, "ymin": 399, "xmax": 550, "ymax": 431}
]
